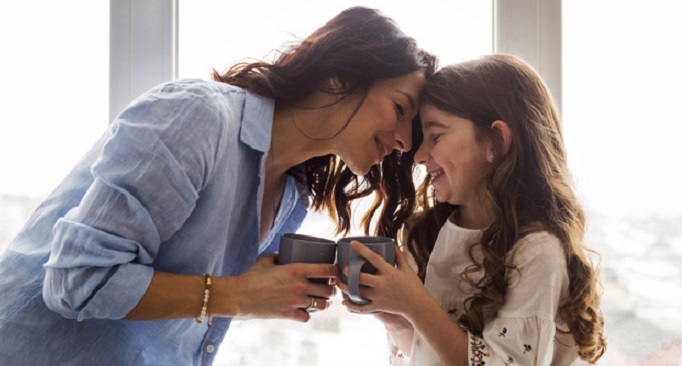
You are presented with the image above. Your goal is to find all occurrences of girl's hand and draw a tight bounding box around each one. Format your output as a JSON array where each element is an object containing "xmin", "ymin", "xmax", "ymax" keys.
[
  {"xmin": 336, "ymin": 241, "xmax": 430, "ymax": 321},
  {"xmin": 374, "ymin": 312, "xmax": 412, "ymax": 332},
  {"xmin": 219, "ymin": 254, "xmax": 338, "ymax": 322}
]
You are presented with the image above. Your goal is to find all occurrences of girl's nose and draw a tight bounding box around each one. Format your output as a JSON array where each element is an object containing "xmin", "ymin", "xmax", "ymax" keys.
[{"xmin": 414, "ymin": 142, "xmax": 429, "ymax": 165}]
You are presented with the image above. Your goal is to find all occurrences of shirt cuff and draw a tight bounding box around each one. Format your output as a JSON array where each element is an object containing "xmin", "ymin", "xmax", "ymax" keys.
[{"xmin": 77, "ymin": 263, "xmax": 154, "ymax": 321}]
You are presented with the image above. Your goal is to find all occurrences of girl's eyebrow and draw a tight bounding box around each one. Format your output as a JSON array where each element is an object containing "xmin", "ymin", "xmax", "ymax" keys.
[{"xmin": 423, "ymin": 120, "xmax": 448, "ymax": 130}]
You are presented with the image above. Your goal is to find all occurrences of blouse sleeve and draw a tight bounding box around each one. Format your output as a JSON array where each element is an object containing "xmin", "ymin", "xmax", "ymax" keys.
[
  {"xmin": 42, "ymin": 85, "xmax": 230, "ymax": 321},
  {"xmin": 466, "ymin": 233, "xmax": 569, "ymax": 366}
]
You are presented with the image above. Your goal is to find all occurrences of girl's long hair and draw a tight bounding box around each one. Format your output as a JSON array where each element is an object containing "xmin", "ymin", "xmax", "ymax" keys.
[
  {"xmin": 406, "ymin": 54, "xmax": 606, "ymax": 363},
  {"xmin": 213, "ymin": 7, "xmax": 436, "ymax": 238}
]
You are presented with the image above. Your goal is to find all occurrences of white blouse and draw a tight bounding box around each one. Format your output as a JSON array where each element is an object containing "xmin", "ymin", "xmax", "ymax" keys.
[{"xmin": 394, "ymin": 219, "xmax": 588, "ymax": 366}]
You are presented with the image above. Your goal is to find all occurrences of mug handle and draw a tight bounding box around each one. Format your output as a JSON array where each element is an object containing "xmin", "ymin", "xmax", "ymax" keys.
[{"xmin": 347, "ymin": 257, "xmax": 371, "ymax": 305}]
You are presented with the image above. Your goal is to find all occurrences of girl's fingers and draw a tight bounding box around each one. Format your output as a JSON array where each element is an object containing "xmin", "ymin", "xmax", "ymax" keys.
[
  {"xmin": 336, "ymin": 272, "xmax": 377, "ymax": 295},
  {"xmin": 341, "ymin": 299, "xmax": 376, "ymax": 314},
  {"xmin": 350, "ymin": 240, "xmax": 394, "ymax": 271},
  {"xmin": 394, "ymin": 244, "xmax": 408, "ymax": 269}
]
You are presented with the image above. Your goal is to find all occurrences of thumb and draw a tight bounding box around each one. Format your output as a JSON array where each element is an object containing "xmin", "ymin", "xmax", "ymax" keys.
[
  {"xmin": 256, "ymin": 254, "xmax": 277, "ymax": 265},
  {"xmin": 394, "ymin": 244, "xmax": 409, "ymax": 270}
]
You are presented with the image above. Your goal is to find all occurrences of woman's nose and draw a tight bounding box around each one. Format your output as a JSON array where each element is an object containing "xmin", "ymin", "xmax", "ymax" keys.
[{"xmin": 393, "ymin": 120, "xmax": 412, "ymax": 152}]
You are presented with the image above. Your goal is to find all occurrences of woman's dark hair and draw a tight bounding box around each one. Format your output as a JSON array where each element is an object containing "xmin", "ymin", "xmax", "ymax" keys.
[
  {"xmin": 213, "ymin": 6, "xmax": 437, "ymax": 238},
  {"xmin": 406, "ymin": 54, "xmax": 606, "ymax": 363}
]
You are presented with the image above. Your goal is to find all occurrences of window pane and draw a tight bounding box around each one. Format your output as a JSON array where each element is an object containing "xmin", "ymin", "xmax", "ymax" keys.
[
  {"xmin": 563, "ymin": 1, "xmax": 682, "ymax": 364},
  {"xmin": 0, "ymin": 2, "xmax": 109, "ymax": 252},
  {"xmin": 178, "ymin": 1, "xmax": 492, "ymax": 79},
  {"xmin": 178, "ymin": 1, "xmax": 492, "ymax": 365}
]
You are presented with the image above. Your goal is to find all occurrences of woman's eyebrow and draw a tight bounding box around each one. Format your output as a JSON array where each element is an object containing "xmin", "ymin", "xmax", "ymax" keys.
[{"xmin": 398, "ymin": 91, "xmax": 416, "ymax": 111}]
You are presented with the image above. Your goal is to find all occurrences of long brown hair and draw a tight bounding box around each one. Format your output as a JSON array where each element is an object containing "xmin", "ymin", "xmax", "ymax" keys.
[
  {"xmin": 406, "ymin": 54, "xmax": 606, "ymax": 363},
  {"xmin": 213, "ymin": 7, "xmax": 436, "ymax": 238}
]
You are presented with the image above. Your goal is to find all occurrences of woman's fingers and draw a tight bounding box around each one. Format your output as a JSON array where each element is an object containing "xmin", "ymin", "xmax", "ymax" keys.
[
  {"xmin": 306, "ymin": 281, "xmax": 337, "ymax": 299},
  {"xmin": 301, "ymin": 263, "xmax": 339, "ymax": 281},
  {"xmin": 300, "ymin": 296, "xmax": 334, "ymax": 312},
  {"xmin": 287, "ymin": 309, "xmax": 311, "ymax": 323}
]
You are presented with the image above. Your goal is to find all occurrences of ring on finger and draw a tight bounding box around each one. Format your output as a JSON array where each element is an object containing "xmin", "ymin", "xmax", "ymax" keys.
[{"xmin": 305, "ymin": 297, "xmax": 318, "ymax": 313}]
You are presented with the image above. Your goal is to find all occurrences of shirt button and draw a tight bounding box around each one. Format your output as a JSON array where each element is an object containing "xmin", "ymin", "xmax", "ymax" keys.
[{"xmin": 206, "ymin": 344, "xmax": 215, "ymax": 353}]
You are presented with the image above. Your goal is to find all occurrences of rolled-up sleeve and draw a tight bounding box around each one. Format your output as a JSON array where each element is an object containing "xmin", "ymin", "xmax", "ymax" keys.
[{"xmin": 43, "ymin": 87, "xmax": 228, "ymax": 320}]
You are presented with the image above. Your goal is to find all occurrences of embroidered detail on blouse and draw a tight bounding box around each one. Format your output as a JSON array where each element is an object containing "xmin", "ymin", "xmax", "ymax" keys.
[
  {"xmin": 498, "ymin": 327, "xmax": 508, "ymax": 337},
  {"xmin": 388, "ymin": 350, "xmax": 406, "ymax": 366},
  {"xmin": 469, "ymin": 335, "xmax": 491, "ymax": 366},
  {"xmin": 523, "ymin": 344, "xmax": 533, "ymax": 354},
  {"xmin": 504, "ymin": 356, "xmax": 515, "ymax": 365}
]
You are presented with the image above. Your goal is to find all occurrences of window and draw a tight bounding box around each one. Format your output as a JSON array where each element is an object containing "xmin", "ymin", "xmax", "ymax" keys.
[
  {"xmin": 8, "ymin": 1, "xmax": 678, "ymax": 365},
  {"xmin": 178, "ymin": 1, "xmax": 492, "ymax": 364},
  {"xmin": 0, "ymin": 2, "xmax": 109, "ymax": 252},
  {"xmin": 563, "ymin": 1, "xmax": 682, "ymax": 364},
  {"xmin": 178, "ymin": 1, "xmax": 492, "ymax": 79}
]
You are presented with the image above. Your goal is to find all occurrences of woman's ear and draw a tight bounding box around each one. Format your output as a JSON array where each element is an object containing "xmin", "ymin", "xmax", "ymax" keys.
[
  {"xmin": 328, "ymin": 76, "xmax": 348, "ymax": 92},
  {"xmin": 489, "ymin": 120, "xmax": 512, "ymax": 161}
]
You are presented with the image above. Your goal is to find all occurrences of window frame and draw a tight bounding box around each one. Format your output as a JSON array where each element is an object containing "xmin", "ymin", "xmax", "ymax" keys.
[
  {"xmin": 108, "ymin": 0, "xmax": 561, "ymax": 119},
  {"xmin": 109, "ymin": 0, "xmax": 177, "ymax": 123}
]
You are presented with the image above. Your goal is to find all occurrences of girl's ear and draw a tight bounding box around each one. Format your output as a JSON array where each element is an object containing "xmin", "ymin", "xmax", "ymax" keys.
[{"xmin": 489, "ymin": 120, "xmax": 512, "ymax": 162}]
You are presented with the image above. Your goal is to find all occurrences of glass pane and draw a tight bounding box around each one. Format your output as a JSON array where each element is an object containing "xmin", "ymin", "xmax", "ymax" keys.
[
  {"xmin": 0, "ymin": 2, "xmax": 109, "ymax": 253},
  {"xmin": 179, "ymin": 1, "xmax": 492, "ymax": 79},
  {"xmin": 563, "ymin": 1, "xmax": 682, "ymax": 364},
  {"xmin": 178, "ymin": 1, "xmax": 492, "ymax": 365}
]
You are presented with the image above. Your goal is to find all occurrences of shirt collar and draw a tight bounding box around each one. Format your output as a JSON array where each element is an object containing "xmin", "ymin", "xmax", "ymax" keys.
[{"xmin": 239, "ymin": 90, "xmax": 275, "ymax": 153}]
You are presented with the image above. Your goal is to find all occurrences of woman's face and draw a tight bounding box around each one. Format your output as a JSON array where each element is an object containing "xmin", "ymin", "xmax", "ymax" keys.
[
  {"xmin": 415, "ymin": 103, "xmax": 492, "ymax": 207},
  {"xmin": 335, "ymin": 70, "xmax": 425, "ymax": 176}
]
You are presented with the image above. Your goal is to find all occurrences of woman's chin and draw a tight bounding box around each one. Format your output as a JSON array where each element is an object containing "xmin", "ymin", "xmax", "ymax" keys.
[{"xmin": 345, "ymin": 160, "xmax": 374, "ymax": 177}]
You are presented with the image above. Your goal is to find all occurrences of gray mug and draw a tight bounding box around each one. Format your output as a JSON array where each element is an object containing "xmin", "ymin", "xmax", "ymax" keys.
[
  {"xmin": 278, "ymin": 233, "xmax": 337, "ymax": 284},
  {"xmin": 337, "ymin": 236, "xmax": 395, "ymax": 305}
]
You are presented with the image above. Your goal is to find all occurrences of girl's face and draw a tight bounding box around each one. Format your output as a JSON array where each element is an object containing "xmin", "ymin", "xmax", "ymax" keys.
[
  {"xmin": 335, "ymin": 71, "xmax": 425, "ymax": 175},
  {"xmin": 415, "ymin": 103, "xmax": 492, "ymax": 207}
]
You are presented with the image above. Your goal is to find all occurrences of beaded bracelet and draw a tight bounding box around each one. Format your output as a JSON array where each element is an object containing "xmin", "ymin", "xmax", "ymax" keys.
[{"xmin": 196, "ymin": 273, "xmax": 212, "ymax": 326}]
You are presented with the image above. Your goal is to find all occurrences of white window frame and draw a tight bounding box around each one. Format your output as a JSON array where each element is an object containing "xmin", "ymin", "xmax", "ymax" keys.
[
  {"xmin": 494, "ymin": 0, "xmax": 562, "ymax": 114},
  {"xmin": 108, "ymin": 0, "xmax": 561, "ymax": 121},
  {"xmin": 109, "ymin": 0, "xmax": 177, "ymax": 122}
]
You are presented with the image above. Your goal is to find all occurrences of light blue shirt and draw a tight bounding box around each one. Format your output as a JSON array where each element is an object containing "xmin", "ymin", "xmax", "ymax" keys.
[{"xmin": 0, "ymin": 79, "xmax": 308, "ymax": 365}]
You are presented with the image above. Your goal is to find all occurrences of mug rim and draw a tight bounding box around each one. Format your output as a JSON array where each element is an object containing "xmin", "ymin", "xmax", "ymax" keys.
[
  {"xmin": 281, "ymin": 233, "xmax": 336, "ymax": 244},
  {"xmin": 337, "ymin": 236, "xmax": 394, "ymax": 244}
]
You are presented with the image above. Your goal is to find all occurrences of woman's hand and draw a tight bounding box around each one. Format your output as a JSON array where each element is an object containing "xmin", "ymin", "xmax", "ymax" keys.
[
  {"xmin": 214, "ymin": 254, "xmax": 338, "ymax": 322},
  {"xmin": 336, "ymin": 241, "xmax": 430, "ymax": 321}
]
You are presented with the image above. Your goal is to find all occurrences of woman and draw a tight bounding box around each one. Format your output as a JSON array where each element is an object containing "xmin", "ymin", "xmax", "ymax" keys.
[
  {"xmin": 0, "ymin": 7, "xmax": 436, "ymax": 365},
  {"xmin": 339, "ymin": 55, "xmax": 606, "ymax": 365}
]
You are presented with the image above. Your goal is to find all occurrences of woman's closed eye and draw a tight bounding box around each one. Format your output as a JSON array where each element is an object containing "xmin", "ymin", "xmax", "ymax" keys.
[{"xmin": 395, "ymin": 103, "xmax": 405, "ymax": 117}]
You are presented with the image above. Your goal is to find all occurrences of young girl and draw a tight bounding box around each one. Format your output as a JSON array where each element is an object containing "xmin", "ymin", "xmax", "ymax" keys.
[{"xmin": 340, "ymin": 54, "xmax": 607, "ymax": 365}]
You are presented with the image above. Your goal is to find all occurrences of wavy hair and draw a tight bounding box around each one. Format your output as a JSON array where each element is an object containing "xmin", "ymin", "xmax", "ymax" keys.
[
  {"xmin": 406, "ymin": 54, "xmax": 606, "ymax": 363},
  {"xmin": 213, "ymin": 7, "xmax": 436, "ymax": 238}
]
